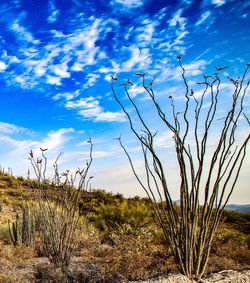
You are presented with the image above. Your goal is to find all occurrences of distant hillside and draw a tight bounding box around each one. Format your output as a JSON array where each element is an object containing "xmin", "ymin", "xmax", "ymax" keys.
[
  {"xmin": 174, "ymin": 200, "xmax": 250, "ymax": 213},
  {"xmin": 224, "ymin": 204, "xmax": 250, "ymax": 212},
  {"xmin": 0, "ymin": 172, "xmax": 249, "ymax": 213}
]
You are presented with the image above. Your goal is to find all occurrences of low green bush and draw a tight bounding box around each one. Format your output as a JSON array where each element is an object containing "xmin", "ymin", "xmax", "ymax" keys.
[
  {"xmin": 91, "ymin": 199, "xmax": 154, "ymax": 231},
  {"xmin": 0, "ymin": 195, "xmax": 11, "ymax": 205},
  {"xmin": 16, "ymin": 176, "xmax": 25, "ymax": 182},
  {"xmin": 212, "ymin": 226, "xmax": 248, "ymax": 251}
]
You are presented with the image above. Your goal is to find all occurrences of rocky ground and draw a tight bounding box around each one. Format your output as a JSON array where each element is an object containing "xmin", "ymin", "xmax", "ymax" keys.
[
  {"xmin": 0, "ymin": 253, "xmax": 249, "ymax": 283},
  {"xmin": 131, "ymin": 270, "xmax": 250, "ymax": 283}
]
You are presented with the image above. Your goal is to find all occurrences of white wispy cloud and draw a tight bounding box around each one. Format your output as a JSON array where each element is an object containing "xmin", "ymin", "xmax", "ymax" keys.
[
  {"xmin": 0, "ymin": 127, "xmax": 74, "ymax": 155},
  {"xmin": 183, "ymin": 79, "xmax": 236, "ymax": 99},
  {"xmin": 100, "ymin": 61, "xmax": 121, "ymax": 75},
  {"xmin": 94, "ymin": 111, "xmax": 125, "ymax": 122},
  {"xmin": 2, "ymin": 16, "xmax": 104, "ymax": 90},
  {"xmin": 122, "ymin": 46, "xmax": 152, "ymax": 71},
  {"xmin": 127, "ymin": 84, "xmax": 145, "ymax": 98},
  {"xmin": 71, "ymin": 62, "xmax": 84, "ymax": 72},
  {"xmin": 66, "ymin": 97, "xmax": 99, "ymax": 109},
  {"xmin": 111, "ymin": 0, "xmax": 145, "ymax": 9},
  {"xmin": 168, "ymin": 9, "xmax": 185, "ymax": 29},
  {"xmin": 52, "ymin": 64, "xmax": 71, "ymax": 78},
  {"xmin": 0, "ymin": 61, "xmax": 7, "ymax": 72},
  {"xmin": 14, "ymin": 73, "xmax": 38, "ymax": 89},
  {"xmin": 10, "ymin": 21, "xmax": 40, "ymax": 45},
  {"xmin": 41, "ymin": 128, "xmax": 74, "ymax": 151},
  {"xmin": 59, "ymin": 150, "xmax": 113, "ymax": 165},
  {"xmin": 155, "ymin": 132, "xmax": 175, "ymax": 149},
  {"xmin": 182, "ymin": 60, "xmax": 207, "ymax": 76},
  {"xmin": 0, "ymin": 126, "xmax": 78, "ymax": 178},
  {"xmin": 136, "ymin": 20, "xmax": 156, "ymax": 46},
  {"xmin": 147, "ymin": 8, "xmax": 188, "ymax": 56},
  {"xmin": 84, "ymin": 74, "xmax": 101, "ymax": 88},
  {"xmin": 47, "ymin": 0, "xmax": 60, "ymax": 23},
  {"xmin": 65, "ymin": 96, "xmax": 125, "ymax": 122},
  {"xmin": 68, "ymin": 18, "xmax": 101, "ymax": 69},
  {"xmin": 52, "ymin": 89, "xmax": 80, "ymax": 101},
  {"xmin": 34, "ymin": 65, "xmax": 46, "ymax": 77},
  {"xmin": 195, "ymin": 11, "xmax": 211, "ymax": 26},
  {"xmin": 0, "ymin": 122, "xmax": 29, "ymax": 134},
  {"xmin": 181, "ymin": 0, "xmax": 194, "ymax": 6},
  {"xmin": 211, "ymin": 0, "xmax": 226, "ymax": 7},
  {"xmin": 1, "ymin": 5, "xmax": 192, "ymax": 98},
  {"xmin": 46, "ymin": 75, "xmax": 62, "ymax": 85},
  {"xmin": 195, "ymin": 48, "xmax": 211, "ymax": 60},
  {"xmin": 0, "ymin": 135, "xmax": 38, "ymax": 155},
  {"xmin": 157, "ymin": 59, "xmax": 208, "ymax": 83}
]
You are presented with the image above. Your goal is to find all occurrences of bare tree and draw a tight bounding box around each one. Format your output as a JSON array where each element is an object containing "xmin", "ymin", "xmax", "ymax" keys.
[
  {"xmin": 111, "ymin": 58, "xmax": 250, "ymax": 280},
  {"xmin": 28, "ymin": 139, "xmax": 93, "ymax": 268}
]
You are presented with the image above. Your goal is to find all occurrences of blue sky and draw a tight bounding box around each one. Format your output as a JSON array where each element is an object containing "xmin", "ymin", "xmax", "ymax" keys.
[{"xmin": 0, "ymin": 0, "xmax": 249, "ymax": 203}]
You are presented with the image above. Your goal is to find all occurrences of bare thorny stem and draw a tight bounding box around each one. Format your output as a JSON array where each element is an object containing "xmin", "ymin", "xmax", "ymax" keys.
[
  {"xmin": 111, "ymin": 61, "xmax": 250, "ymax": 279},
  {"xmin": 28, "ymin": 140, "xmax": 93, "ymax": 267}
]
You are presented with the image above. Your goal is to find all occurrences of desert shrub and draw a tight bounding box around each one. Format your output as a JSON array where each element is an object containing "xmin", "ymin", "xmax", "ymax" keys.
[
  {"xmin": 6, "ymin": 176, "xmax": 20, "ymax": 190},
  {"xmin": 79, "ymin": 224, "xmax": 175, "ymax": 282},
  {"xmin": 115, "ymin": 192, "xmax": 124, "ymax": 200},
  {"xmin": 0, "ymin": 243, "xmax": 34, "ymax": 266},
  {"xmin": 223, "ymin": 210, "xmax": 250, "ymax": 221},
  {"xmin": 245, "ymin": 234, "xmax": 250, "ymax": 249},
  {"xmin": 92, "ymin": 189, "xmax": 115, "ymax": 202},
  {"xmin": 91, "ymin": 199, "xmax": 153, "ymax": 231},
  {"xmin": 25, "ymin": 179, "xmax": 39, "ymax": 188},
  {"xmin": 78, "ymin": 199, "xmax": 92, "ymax": 213},
  {"xmin": 0, "ymin": 196, "xmax": 11, "ymax": 205},
  {"xmin": 0, "ymin": 274, "xmax": 21, "ymax": 283},
  {"xmin": 0, "ymin": 223, "xmax": 12, "ymax": 244},
  {"xmin": 0, "ymin": 240, "xmax": 36, "ymax": 282},
  {"xmin": 16, "ymin": 176, "xmax": 24, "ymax": 182},
  {"xmin": 222, "ymin": 210, "xmax": 250, "ymax": 234},
  {"xmin": 206, "ymin": 224, "xmax": 250, "ymax": 272},
  {"xmin": 208, "ymin": 238, "xmax": 250, "ymax": 272},
  {"xmin": 7, "ymin": 188, "xmax": 23, "ymax": 197},
  {"xmin": 214, "ymin": 224, "xmax": 249, "ymax": 244}
]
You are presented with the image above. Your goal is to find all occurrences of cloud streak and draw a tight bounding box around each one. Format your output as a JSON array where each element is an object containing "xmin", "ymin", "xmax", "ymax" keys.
[{"xmin": 65, "ymin": 97, "xmax": 125, "ymax": 122}]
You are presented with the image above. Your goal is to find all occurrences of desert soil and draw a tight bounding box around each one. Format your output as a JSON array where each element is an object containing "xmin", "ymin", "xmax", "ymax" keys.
[{"xmin": 130, "ymin": 269, "xmax": 250, "ymax": 283}]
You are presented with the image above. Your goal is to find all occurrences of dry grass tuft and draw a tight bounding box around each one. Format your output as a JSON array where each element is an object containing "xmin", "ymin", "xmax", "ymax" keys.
[
  {"xmin": 0, "ymin": 242, "xmax": 36, "ymax": 283},
  {"xmin": 77, "ymin": 224, "xmax": 177, "ymax": 282}
]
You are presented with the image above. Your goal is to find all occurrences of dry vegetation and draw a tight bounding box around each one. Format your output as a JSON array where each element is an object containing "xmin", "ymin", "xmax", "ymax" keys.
[{"xmin": 0, "ymin": 173, "xmax": 249, "ymax": 283}]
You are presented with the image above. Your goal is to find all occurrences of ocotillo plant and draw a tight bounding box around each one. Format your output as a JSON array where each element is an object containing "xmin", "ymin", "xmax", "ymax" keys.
[
  {"xmin": 28, "ymin": 140, "xmax": 93, "ymax": 268},
  {"xmin": 111, "ymin": 59, "xmax": 249, "ymax": 280}
]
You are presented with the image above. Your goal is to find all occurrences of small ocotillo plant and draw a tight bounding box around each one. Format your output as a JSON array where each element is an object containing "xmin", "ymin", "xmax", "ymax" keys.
[
  {"xmin": 28, "ymin": 139, "xmax": 93, "ymax": 268},
  {"xmin": 111, "ymin": 58, "xmax": 249, "ymax": 280}
]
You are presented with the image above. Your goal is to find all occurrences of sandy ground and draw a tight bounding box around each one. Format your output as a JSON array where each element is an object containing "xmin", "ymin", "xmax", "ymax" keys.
[{"xmin": 130, "ymin": 270, "xmax": 250, "ymax": 283}]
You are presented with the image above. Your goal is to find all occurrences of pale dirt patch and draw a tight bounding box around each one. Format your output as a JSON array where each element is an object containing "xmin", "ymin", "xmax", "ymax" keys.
[
  {"xmin": 204, "ymin": 269, "xmax": 250, "ymax": 282},
  {"xmin": 130, "ymin": 270, "xmax": 250, "ymax": 283}
]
